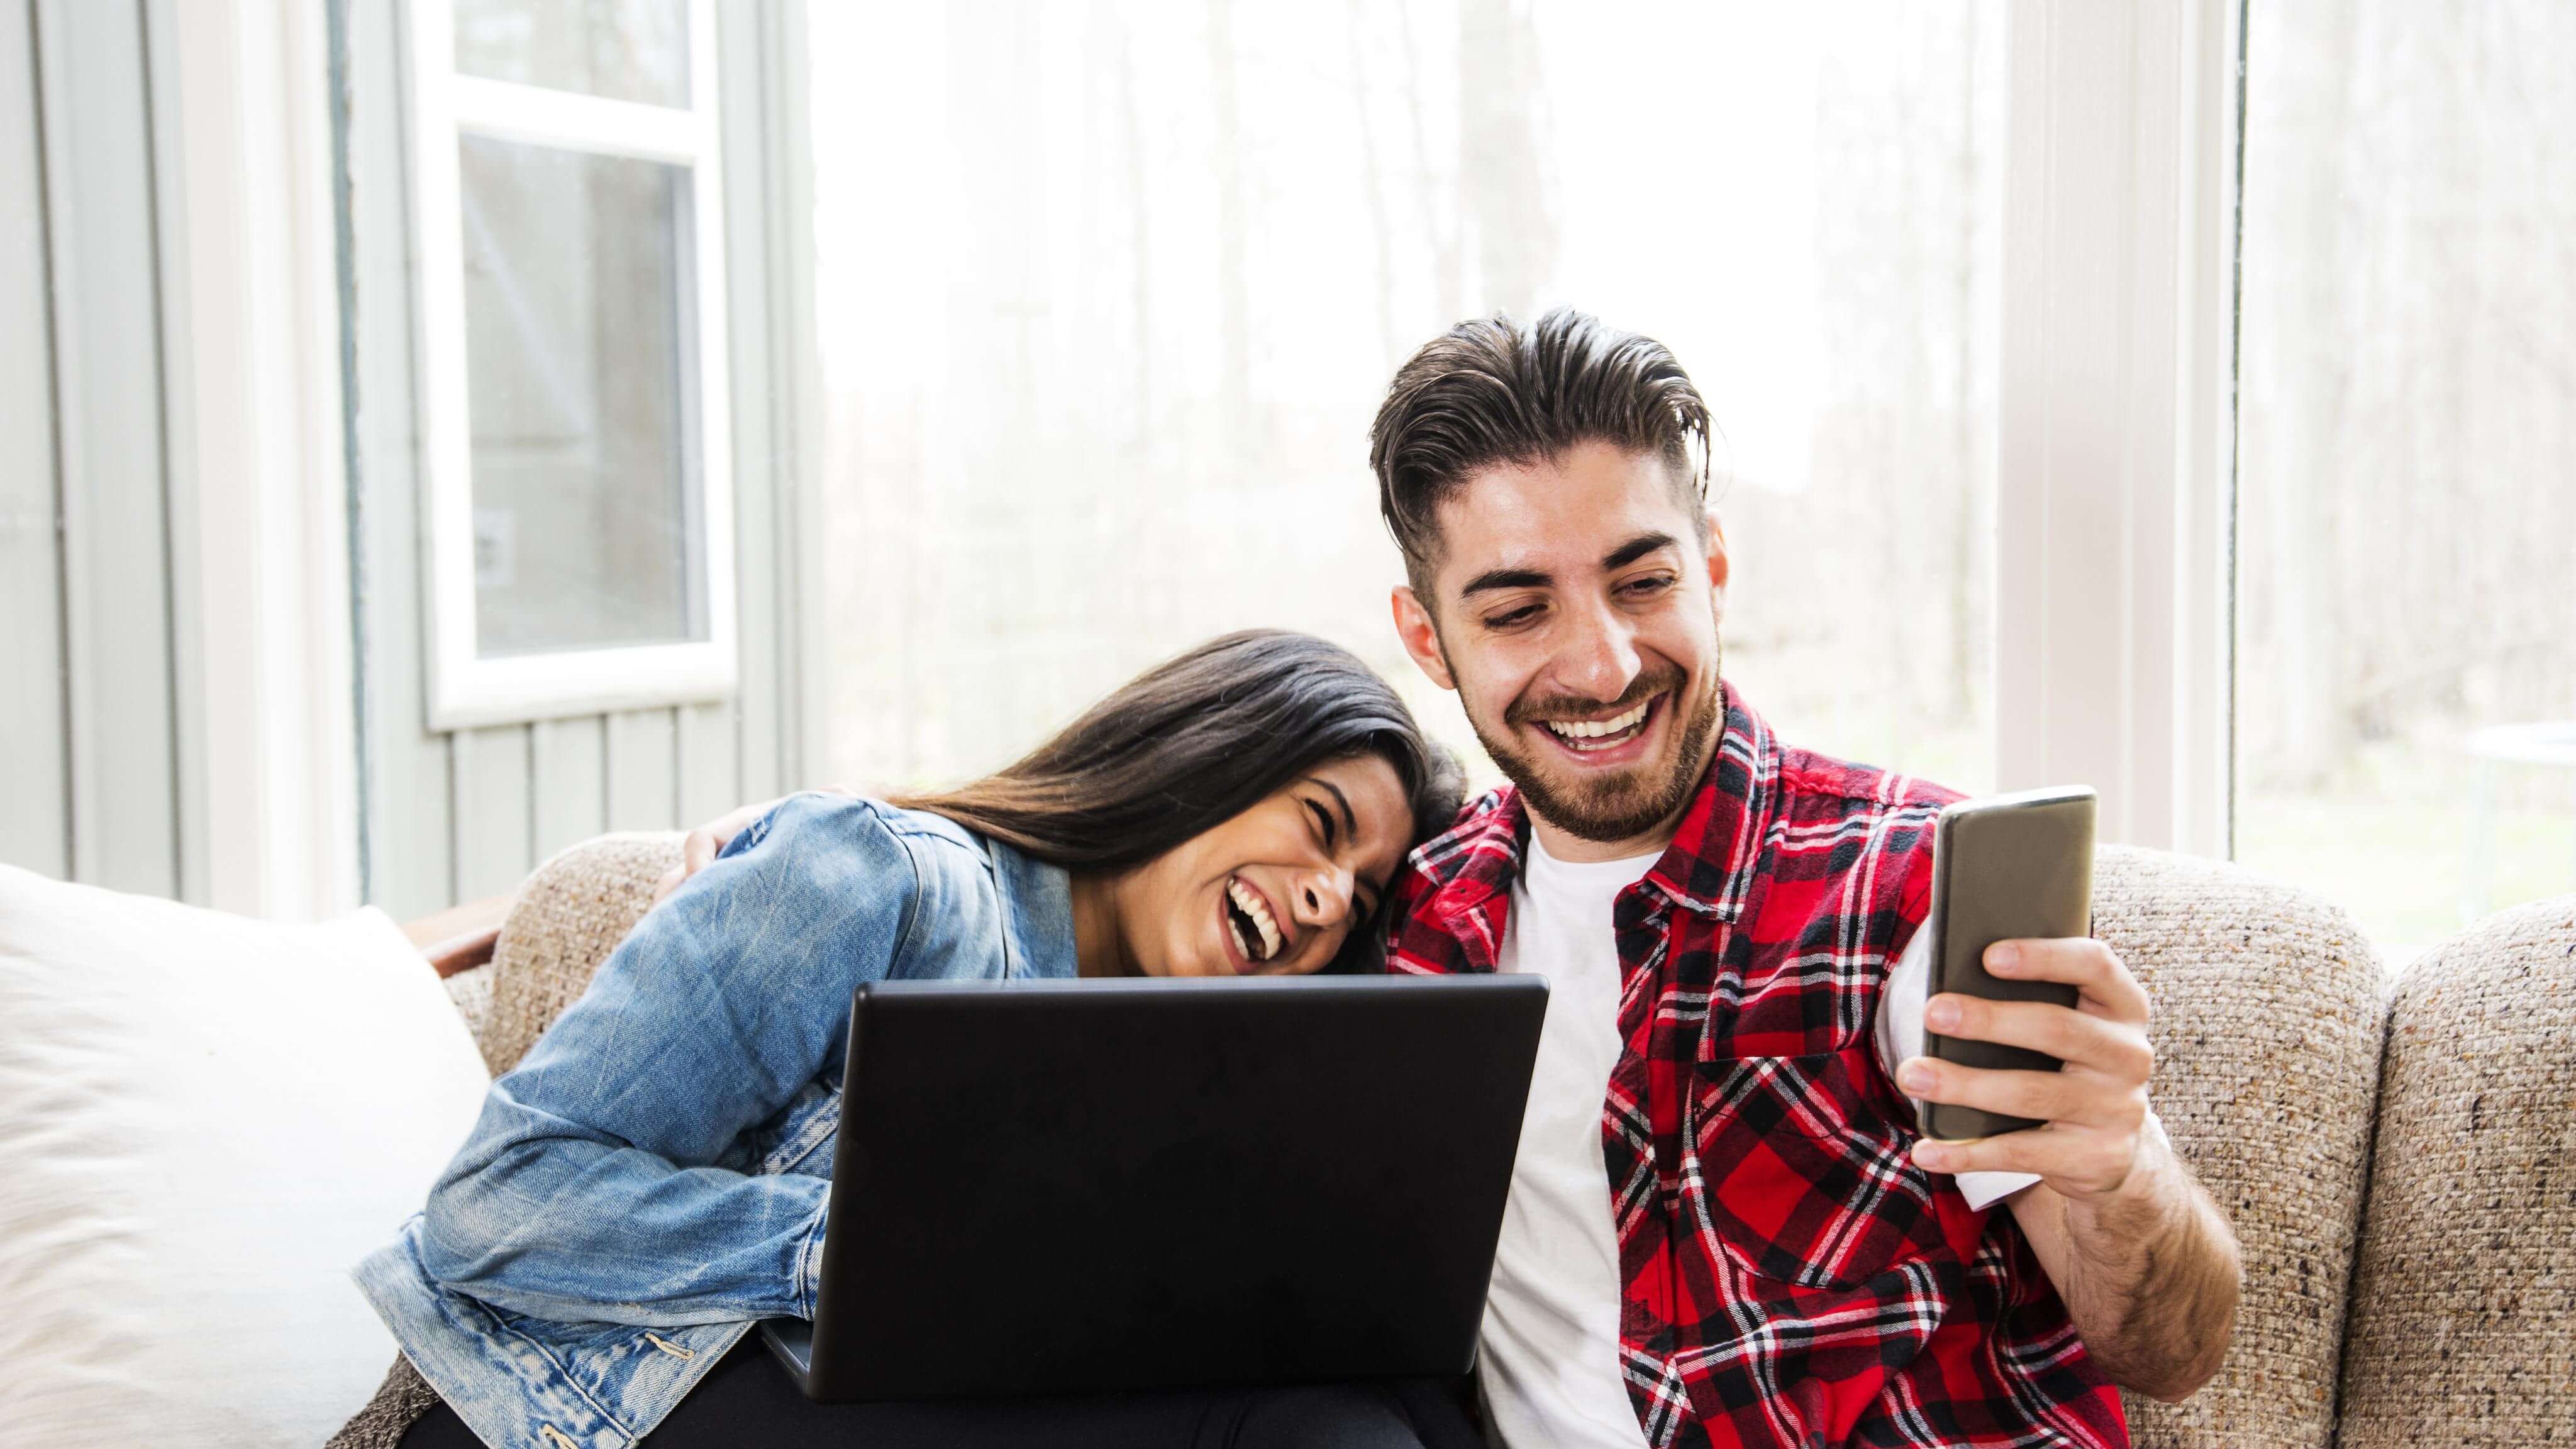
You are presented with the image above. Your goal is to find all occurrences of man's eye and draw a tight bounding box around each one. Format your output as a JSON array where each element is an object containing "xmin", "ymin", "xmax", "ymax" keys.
[
  {"xmin": 1623, "ymin": 575, "xmax": 1675, "ymax": 597},
  {"xmin": 1485, "ymin": 606, "xmax": 1539, "ymax": 630}
]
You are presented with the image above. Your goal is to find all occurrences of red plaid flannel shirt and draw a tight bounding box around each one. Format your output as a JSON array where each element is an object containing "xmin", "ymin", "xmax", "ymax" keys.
[{"xmin": 1389, "ymin": 689, "xmax": 2127, "ymax": 1448}]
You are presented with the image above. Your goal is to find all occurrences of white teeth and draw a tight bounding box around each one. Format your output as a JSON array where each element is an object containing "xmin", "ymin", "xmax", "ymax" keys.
[
  {"xmin": 1227, "ymin": 878, "xmax": 1283, "ymax": 961},
  {"xmin": 1543, "ymin": 699, "xmax": 1652, "ymax": 743}
]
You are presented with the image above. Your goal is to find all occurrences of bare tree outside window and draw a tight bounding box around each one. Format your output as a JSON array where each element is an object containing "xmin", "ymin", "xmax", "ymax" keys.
[
  {"xmin": 2238, "ymin": 0, "xmax": 2576, "ymax": 960},
  {"xmin": 807, "ymin": 1, "xmax": 2002, "ymax": 805}
]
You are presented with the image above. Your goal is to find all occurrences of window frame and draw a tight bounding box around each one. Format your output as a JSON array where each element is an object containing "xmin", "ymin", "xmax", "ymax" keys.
[
  {"xmin": 407, "ymin": 0, "xmax": 738, "ymax": 730},
  {"xmin": 1992, "ymin": 0, "xmax": 2238, "ymax": 857}
]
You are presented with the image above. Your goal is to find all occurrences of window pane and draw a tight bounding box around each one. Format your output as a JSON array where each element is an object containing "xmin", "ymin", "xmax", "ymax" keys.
[
  {"xmin": 459, "ymin": 135, "xmax": 704, "ymax": 657},
  {"xmin": 2238, "ymin": 0, "xmax": 2576, "ymax": 960},
  {"xmin": 808, "ymin": 3, "xmax": 1999, "ymax": 796},
  {"xmin": 454, "ymin": 0, "xmax": 689, "ymax": 109}
]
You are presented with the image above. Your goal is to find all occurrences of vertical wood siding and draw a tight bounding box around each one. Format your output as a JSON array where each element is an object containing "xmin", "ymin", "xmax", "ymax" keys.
[{"xmin": 1, "ymin": 0, "xmax": 192, "ymax": 900}]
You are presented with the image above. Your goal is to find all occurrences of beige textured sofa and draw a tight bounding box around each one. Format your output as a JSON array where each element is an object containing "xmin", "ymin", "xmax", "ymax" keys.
[{"xmin": 389, "ymin": 835, "xmax": 2576, "ymax": 1448}]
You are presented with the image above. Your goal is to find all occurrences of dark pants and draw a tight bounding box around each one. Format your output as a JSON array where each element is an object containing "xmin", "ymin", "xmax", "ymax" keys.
[{"xmin": 399, "ymin": 1331, "xmax": 1486, "ymax": 1449}]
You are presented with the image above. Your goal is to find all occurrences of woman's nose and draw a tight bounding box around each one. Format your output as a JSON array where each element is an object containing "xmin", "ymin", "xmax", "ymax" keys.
[{"xmin": 1297, "ymin": 868, "xmax": 1356, "ymax": 923}]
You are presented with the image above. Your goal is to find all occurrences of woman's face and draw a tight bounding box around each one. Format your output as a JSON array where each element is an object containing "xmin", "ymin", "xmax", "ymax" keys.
[{"xmin": 1112, "ymin": 754, "xmax": 1413, "ymax": 977}]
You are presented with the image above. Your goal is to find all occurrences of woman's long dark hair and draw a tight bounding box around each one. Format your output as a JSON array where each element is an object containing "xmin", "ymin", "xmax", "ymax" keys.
[{"xmin": 888, "ymin": 630, "xmax": 1465, "ymax": 969}]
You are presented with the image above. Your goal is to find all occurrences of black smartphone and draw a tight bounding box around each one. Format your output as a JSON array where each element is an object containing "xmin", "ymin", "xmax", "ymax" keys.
[{"xmin": 1916, "ymin": 785, "xmax": 2096, "ymax": 1142}]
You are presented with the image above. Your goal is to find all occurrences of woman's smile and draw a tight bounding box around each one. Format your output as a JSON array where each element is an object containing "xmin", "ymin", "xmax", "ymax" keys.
[{"xmin": 1220, "ymin": 874, "xmax": 1288, "ymax": 970}]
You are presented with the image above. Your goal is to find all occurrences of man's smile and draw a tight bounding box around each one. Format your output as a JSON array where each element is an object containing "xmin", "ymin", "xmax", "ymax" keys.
[{"xmin": 1530, "ymin": 690, "xmax": 1667, "ymax": 768}]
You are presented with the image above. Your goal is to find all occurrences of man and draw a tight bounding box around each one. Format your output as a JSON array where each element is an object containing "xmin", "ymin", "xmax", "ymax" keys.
[
  {"xmin": 668, "ymin": 309, "xmax": 2240, "ymax": 1447},
  {"xmin": 1368, "ymin": 309, "xmax": 2237, "ymax": 1447}
]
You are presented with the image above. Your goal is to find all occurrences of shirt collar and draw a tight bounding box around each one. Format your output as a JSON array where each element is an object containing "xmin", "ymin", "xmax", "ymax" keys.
[
  {"xmin": 992, "ymin": 841, "xmax": 1082, "ymax": 980},
  {"xmin": 1636, "ymin": 684, "xmax": 1775, "ymax": 922}
]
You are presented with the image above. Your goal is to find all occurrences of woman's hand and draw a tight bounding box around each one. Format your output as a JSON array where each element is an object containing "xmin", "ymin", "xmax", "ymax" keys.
[{"xmin": 654, "ymin": 786, "xmax": 861, "ymax": 904}]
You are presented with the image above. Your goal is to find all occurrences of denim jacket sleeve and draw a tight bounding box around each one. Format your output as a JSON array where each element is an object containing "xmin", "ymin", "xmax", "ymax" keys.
[{"xmin": 414, "ymin": 792, "xmax": 918, "ymax": 1326}]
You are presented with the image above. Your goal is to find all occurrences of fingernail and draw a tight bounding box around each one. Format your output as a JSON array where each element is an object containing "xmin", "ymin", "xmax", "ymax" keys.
[
  {"xmin": 1987, "ymin": 943, "xmax": 2019, "ymax": 973},
  {"xmin": 1924, "ymin": 997, "xmax": 1960, "ymax": 1031},
  {"xmin": 1898, "ymin": 1059, "xmax": 1934, "ymax": 1093},
  {"xmin": 1913, "ymin": 1141, "xmax": 1946, "ymax": 1170}
]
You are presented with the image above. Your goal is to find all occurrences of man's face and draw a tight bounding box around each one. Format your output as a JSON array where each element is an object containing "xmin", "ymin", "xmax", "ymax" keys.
[{"xmin": 1392, "ymin": 440, "xmax": 1731, "ymax": 859}]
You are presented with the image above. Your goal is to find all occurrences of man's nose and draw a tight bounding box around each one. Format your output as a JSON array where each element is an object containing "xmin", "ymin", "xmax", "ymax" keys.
[
  {"xmin": 1556, "ymin": 599, "xmax": 1642, "ymax": 705},
  {"xmin": 1295, "ymin": 866, "xmax": 1357, "ymax": 925}
]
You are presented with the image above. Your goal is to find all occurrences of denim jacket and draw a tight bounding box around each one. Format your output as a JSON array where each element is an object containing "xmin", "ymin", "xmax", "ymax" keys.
[{"xmin": 353, "ymin": 793, "xmax": 1079, "ymax": 1448}]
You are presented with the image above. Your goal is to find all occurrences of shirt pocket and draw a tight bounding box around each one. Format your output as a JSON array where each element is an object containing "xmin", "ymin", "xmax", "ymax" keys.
[
  {"xmin": 1684, "ymin": 1045, "xmax": 1946, "ymax": 1291},
  {"xmin": 752, "ymin": 1072, "xmax": 845, "ymax": 1175}
]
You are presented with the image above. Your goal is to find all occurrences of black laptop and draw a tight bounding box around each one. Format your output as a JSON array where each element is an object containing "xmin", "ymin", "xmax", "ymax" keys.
[{"xmin": 760, "ymin": 973, "xmax": 1548, "ymax": 1401}]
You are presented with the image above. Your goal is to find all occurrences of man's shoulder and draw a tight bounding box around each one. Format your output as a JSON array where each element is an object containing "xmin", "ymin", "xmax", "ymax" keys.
[
  {"xmin": 1763, "ymin": 740, "xmax": 1963, "ymax": 913},
  {"xmin": 1396, "ymin": 786, "xmax": 1521, "ymax": 897},
  {"xmin": 1384, "ymin": 788, "xmax": 1524, "ymax": 976},
  {"xmin": 1770, "ymin": 739, "xmax": 1964, "ymax": 824}
]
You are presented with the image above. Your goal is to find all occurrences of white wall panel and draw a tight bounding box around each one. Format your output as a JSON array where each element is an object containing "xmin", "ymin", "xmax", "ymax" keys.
[{"xmin": 0, "ymin": 0, "xmax": 70, "ymax": 881}]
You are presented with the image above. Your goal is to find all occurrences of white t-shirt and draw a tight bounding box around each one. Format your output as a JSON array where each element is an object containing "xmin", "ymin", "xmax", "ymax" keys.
[{"xmin": 1476, "ymin": 834, "xmax": 2037, "ymax": 1449}]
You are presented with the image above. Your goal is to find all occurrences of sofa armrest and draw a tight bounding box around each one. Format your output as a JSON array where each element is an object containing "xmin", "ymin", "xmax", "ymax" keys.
[
  {"xmin": 402, "ymin": 894, "xmax": 513, "ymax": 978},
  {"xmin": 439, "ymin": 961, "xmax": 496, "ymax": 1046}
]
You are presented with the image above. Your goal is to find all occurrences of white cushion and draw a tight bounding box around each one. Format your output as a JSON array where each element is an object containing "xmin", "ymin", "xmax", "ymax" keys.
[{"xmin": 0, "ymin": 866, "xmax": 490, "ymax": 1448}]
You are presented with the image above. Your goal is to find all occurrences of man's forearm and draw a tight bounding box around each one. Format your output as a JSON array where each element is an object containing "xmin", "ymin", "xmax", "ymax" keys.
[
  {"xmin": 1913, "ymin": 935, "xmax": 2243, "ymax": 1401},
  {"xmin": 2040, "ymin": 1141, "xmax": 2241, "ymax": 1401}
]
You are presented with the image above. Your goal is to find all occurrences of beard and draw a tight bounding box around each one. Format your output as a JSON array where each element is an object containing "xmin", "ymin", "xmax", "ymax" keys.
[{"xmin": 1456, "ymin": 648, "xmax": 1726, "ymax": 847}]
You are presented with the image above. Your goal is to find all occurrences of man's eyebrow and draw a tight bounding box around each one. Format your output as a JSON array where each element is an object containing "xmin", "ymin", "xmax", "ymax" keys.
[
  {"xmin": 1458, "ymin": 534, "xmax": 1678, "ymax": 598},
  {"xmin": 1458, "ymin": 565, "xmax": 1551, "ymax": 598},
  {"xmin": 1604, "ymin": 531, "xmax": 1681, "ymax": 570}
]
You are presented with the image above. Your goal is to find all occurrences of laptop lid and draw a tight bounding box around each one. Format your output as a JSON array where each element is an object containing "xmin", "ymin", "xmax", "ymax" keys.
[{"xmin": 765, "ymin": 973, "xmax": 1546, "ymax": 1401}]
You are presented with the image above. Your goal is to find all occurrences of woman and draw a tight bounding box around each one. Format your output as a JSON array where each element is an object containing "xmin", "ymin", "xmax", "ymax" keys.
[{"xmin": 353, "ymin": 631, "xmax": 1478, "ymax": 1449}]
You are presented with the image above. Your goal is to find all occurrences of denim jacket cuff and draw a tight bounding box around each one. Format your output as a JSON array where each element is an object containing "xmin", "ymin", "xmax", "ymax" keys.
[{"xmin": 796, "ymin": 1204, "xmax": 830, "ymax": 1319}]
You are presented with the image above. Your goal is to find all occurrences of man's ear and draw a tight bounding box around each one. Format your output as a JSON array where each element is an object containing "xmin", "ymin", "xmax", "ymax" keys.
[
  {"xmin": 1702, "ymin": 505, "xmax": 1730, "ymax": 609},
  {"xmin": 1391, "ymin": 585, "xmax": 1457, "ymax": 691}
]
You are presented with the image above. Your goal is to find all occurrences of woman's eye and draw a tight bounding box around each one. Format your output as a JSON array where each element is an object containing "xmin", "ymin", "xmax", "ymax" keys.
[{"xmin": 1305, "ymin": 799, "xmax": 1336, "ymax": 847}]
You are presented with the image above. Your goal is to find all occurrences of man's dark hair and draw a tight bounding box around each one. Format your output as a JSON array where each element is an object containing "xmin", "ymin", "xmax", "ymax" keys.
[{"xmin": 1369, "ymin": 308, "xmax": 1714, "ymax": 599}]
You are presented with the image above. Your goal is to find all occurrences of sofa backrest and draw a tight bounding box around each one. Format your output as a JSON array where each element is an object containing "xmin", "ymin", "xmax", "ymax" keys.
[
  {"xmin": 2336, "ymin": 891, "xmax": 2576, "ymax": 1446},
  {"xmin": 2089, "ymin": 846, "xmax": 2387, "ymax": 1449},
  {"xmin": 478, "ymin": 832, "xmax": 682, "ymax": 1077},
  {"xmin": 479, "ymin": 833, "xmax": 2406, "ymax": 1446}
]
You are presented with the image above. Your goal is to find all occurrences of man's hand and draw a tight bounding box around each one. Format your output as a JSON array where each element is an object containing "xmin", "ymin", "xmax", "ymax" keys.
[
  {"xmin": 652, "ymin": 786, "xmax": 860, "ymax": 905},
  {"xmin": 1897, "ymin": 937, "xmax": 2240, "ymax": 1403},
  {"xmin": 1896, "ymin": 938, "xmax": 2151, "ymax": 1198}
]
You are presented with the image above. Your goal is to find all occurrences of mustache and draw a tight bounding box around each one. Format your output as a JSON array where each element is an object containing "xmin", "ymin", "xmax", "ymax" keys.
[{"xmin": 1506, "ymin": 665, "xmax": 1684, "ymax": 728}]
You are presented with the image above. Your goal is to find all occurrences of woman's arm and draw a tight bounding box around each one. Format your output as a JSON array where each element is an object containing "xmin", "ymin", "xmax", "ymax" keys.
[{"xmin": 416, "ymin": 793, "xmax": 918, "ymax": 1326}]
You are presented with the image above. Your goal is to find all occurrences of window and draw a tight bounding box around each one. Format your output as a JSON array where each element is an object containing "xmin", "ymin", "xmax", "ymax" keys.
[
  {"xmin": 2236, "ymin": 0, "xmax": 2576, "ymax": 960},
  {"xmin": 805, "ymin": 2, "xmax": 2001, "ymax": 797},
  {"xmin": 409, "ymin": 0, "xmax": 735, "ymax": 727}
]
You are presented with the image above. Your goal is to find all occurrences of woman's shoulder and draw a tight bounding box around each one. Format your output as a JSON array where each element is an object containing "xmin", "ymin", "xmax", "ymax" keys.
[
  {"xmin": 751, "ymin": 793, "xmax": 1064, "ymax": 977},
  {"xmin": 748, "ymin": 792, "xmax": 996, "ymax": 886}
]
